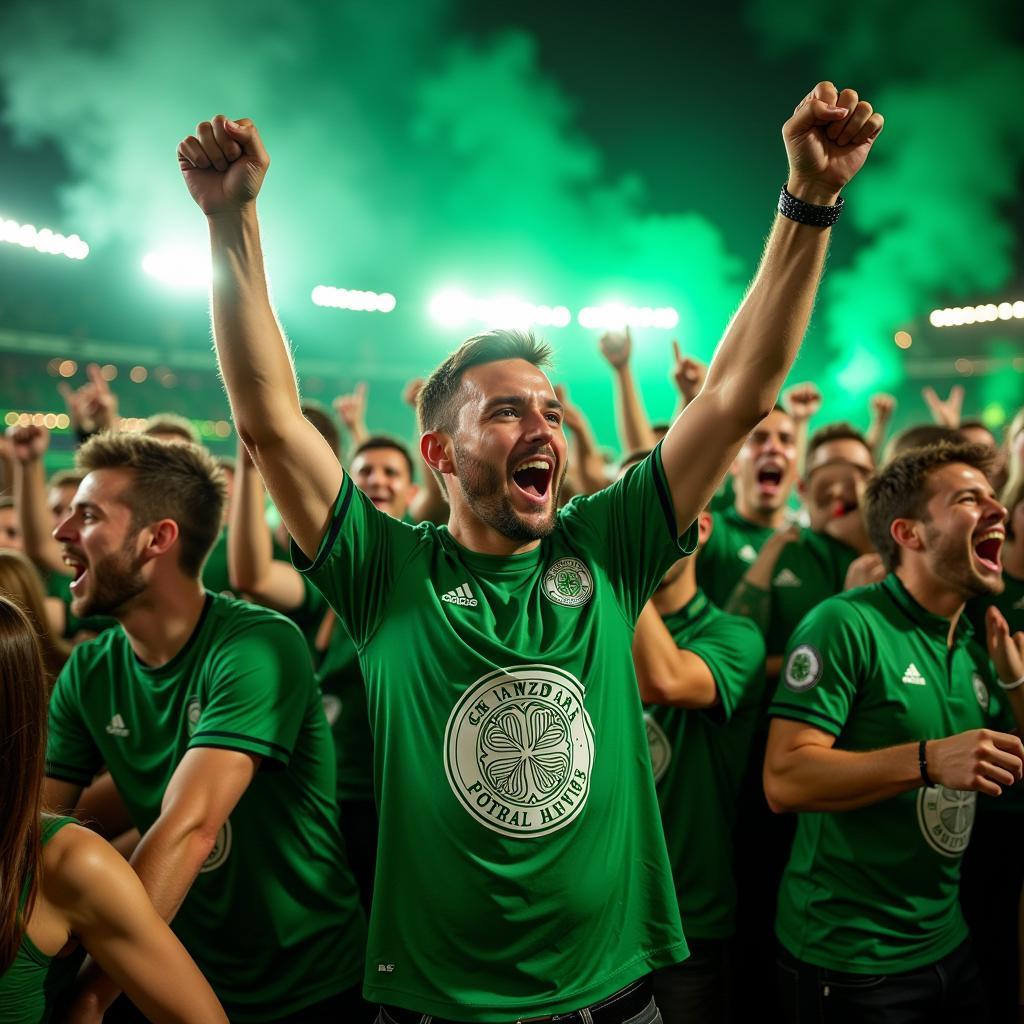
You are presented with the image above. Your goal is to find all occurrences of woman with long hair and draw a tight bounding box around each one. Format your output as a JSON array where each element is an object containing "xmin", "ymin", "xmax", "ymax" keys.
[
  {"xmin": 0, "ymin": 549, "xmax": 70, "ymax": 686},
  {"xmin": 0, "ymin": 595, "xmax": 227, "ymax": 1023}
]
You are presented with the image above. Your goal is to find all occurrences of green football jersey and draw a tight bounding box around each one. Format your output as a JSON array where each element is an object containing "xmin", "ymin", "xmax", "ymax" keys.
[
  {"xmin": 697, "ymin": 506, "xmax": 775, "ymax": 608},
  {"xmin": 271, "ymin": 535, "xmax": 328, "ymax": 653},
  {"xmin": 200, "ymin": 530, "xmax": 241, "ymax": 598},
  {"xmin": 318, "ymin": 616, "xmax": 374, "ymax": 803},
  {"xmin": 644, "ymin": 590, "xmax": 766, "ymax": 938},
  {"xmin": 45, "ymin": 594, "xmax": 366, "ymax": 1022},
  {"xmin": 770, "ymin": 574, "xmax": 1008, "ymax": 973},
  {"xmin": 295, "ymin": 447, "xmax": 695, "ymax": 1021},
  {"xmin": 763, "ymin": 528, "xmax": 859, "ymax": 657}
]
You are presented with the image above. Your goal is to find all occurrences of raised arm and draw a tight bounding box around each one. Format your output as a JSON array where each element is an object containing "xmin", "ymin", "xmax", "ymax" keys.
[
  {"xmin": 178, "ymin": 115, "xmax": 343, "ymax": 559},
  {"xmin": 403, "ymin": 377, "xmax": 449, "ymax": 525},
  {"xmin": 7, "ymin": 425, "xmax": 68, "ymax": 574},
  {"xmin": 865, "ymin": 393, "xmax": 896, "ymax": 462},
  {"xmin": 598, "ymin": 328, "xmax": 658, "ymax": 453},
  {"xmin": 555, "ymin": 384, "xmax": 608, "ymax": 495},
  {"xmin": 227, "ymin": 440, "xmax": 306, "ymax": 612},
  {"xmin": 661, "ymin": 82, "xmax": 884, "ymax": 530}
]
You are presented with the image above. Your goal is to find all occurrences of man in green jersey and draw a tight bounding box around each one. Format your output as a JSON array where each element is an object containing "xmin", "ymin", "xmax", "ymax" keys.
[
  {"xmin": 626, "ymin": 467, "xmax": 765, "ymax": 1024},
  {"xmin": 178, "ymin": 81, "xmax": 885, "ymax": 1022},
  {"xmin": 765, "ymin": 442, "xmax": 1024, "ymax": 1023},
  {"xmin": 230, "ymin": 432, "xmax": 420, "ymax": 912},
  {"xmin": 41, "ymin": 432, "xmax": 368, "ymax": 1023}
]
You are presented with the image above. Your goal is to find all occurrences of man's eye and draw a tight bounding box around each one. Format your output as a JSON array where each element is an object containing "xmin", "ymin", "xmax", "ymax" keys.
[{"xmin": 546, "ymin": 413, "xmax": 561, "ymax": 424}]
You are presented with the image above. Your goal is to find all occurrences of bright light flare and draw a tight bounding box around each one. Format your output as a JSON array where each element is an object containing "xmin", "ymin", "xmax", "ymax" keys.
[
  {"xmin": 311, "ymin": 285, "xmax": 396, "ymax": 313},
  {"xmin": 577, "ymin": 304, "xmax": 679, "ymax": 330},
  {"xmin": 142, "ymin": 249, "xmax": 212, "ymax": 289},
  {"xmin": 429, "ymin": 288, "xmax": 571, "ymax": 330},
  {"xmin": 0, "ymin": 216, "xmax": 89, "ymax": 260},
  {"xmin": 930, "ymin": 300, "xmax": 1024, "ymax": 327}
]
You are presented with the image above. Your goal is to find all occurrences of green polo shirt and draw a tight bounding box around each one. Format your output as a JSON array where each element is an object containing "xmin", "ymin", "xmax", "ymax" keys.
[
  {"xmin": 763, "ymin": 528, "xmax": 859, "ymax": 657},
  {"xmin": 645, "ymin": 590, "xmax": 765, "ymax": 938},
  {"xmin": 770, "ymin": 574, "xmax": 1009, "ymax": 973},
  {"xmin": 697, "ymin": 506, "xmax": 775, "ymax": 608}
]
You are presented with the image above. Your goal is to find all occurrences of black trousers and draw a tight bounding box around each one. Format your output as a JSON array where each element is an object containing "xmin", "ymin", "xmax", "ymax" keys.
[
  {"xmin": 651, "ymin": 938, "xmax": 734, "ymax": 1024},
  {"xmin": 776, "ymin": 939, "xmax": 990, "ymax": 1024}
]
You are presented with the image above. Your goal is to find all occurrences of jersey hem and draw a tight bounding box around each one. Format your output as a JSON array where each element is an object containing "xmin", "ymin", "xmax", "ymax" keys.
[
  {"xmin": 776, "ymin": 924, "xmax": 968, "ymax": 975},
  {"xmin": 364, "ymin": 939, "xmax": 689, "ymax": 1022},
  {"xmin": 188, "ymin": 732, "xmax": 291, "ymax": 765}
]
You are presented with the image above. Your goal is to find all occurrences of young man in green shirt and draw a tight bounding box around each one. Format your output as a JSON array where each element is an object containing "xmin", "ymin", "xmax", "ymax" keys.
[
  {"xmin": 179, "ymin": 80, "xmax": 885, "ymax": 1022},
  {"xmin": 42, "ymin": 432, "xmax": 368, "ymax": 1023},
  {"xmin": 627, "ymin": 478, "xmax": 765, "ymax": 1024},
  {"xmin": 765, "ymin": 442, "xmax": 1024, "ymax": 1023}
]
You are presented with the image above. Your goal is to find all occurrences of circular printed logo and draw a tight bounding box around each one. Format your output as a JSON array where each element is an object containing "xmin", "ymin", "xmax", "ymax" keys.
[
  {"xmin": 199, "ymin": 820, "xmax": 232, "ymax": 873},
  {"xmin": 444, "ymin": 665, "xmax": 596, "ymax": 838},
  {"xmin": 971, "ymin": 672, "xmax": 990, "ymax": 712},
  {"xmin": 784, "ymin": 644, "xmax": 823, "ymax": 692},
  {"xmin": 322, "ymin": 694, "xmax": 342, "ymax": 727},
  {"xmin": 644, "ymin": 713, "xmax": 672, "ymax": 784},
  {"xmin": 917, "ymin": 785, "xmax": 976, "ymax": 858},
  {"xmin": 542, "ymin": 558, "xmax": 594, "ymax": 608},
  {"xmin": 185, "ymin": 697, "xmax": 202, "ymax": 738}
]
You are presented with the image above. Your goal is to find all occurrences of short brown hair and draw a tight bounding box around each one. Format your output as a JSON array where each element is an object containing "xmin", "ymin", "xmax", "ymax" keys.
[
  {"xmin": 77, "ymin": 432, "xmax": 226, "ymax": 578},
  {"xmin": 47, "ymin": 469, "xmax": 83, "ymax": 491},
  {"xmin": 142, "ymin": 413, "xmax": 200, "ymax": 445},
  {"xmin": 350, "ymin": 435, "xmax": 416, "ymax": 481},
  {"xmin": 805, "ymin": 422, "xmax": 873, "ymax": 471},
  {"xmin": 864, "ymin": 442, "xmax": 995, "ymax": 572},
  {"xmin": 884, "ymin": 423, "xmax": 964, "ymax": 463},
  {"xmin": 417, "ymin": 329, "xmax": 553, "ymax": 435}
]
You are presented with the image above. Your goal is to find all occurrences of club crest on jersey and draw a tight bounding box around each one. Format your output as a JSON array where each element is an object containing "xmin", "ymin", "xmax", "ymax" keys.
[
  {"xmin": 185, "ymin": 697, "xmax": 202, "ymax": 738},
  {"xmin": 971, "ymin": 672, "xmax": 990, "ymax": 712},
  {"xmin": 784, "ymin": 644, "xmax": 822, "ymax": 692},
  {"xmin": 644, "ymin": 713, "xmax": 672, "ymax": 784},
  {"xmin": 542, "ymin": 558, "xmax": 594, "ymax": 608},
  {"xmin": 199, "ymin": 820, "xmax": 232, "ymax": 873},
  {"xmin": 444, "ymin": 665, "xmax": 595, "ymax": 838},
  {"xmin": 917, "ymin": 785, "xmax": 975, "ymax": 857}
]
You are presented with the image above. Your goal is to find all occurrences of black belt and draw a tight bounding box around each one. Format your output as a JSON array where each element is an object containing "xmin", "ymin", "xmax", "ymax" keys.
[{"xmin": 380, "ymin": 975, "xmax": 652, "ymax": 1024}]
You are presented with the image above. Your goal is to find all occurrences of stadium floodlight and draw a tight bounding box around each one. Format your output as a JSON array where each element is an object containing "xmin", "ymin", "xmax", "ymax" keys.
[
  {"xmin": 929, "ymin": 300, "xmax": 1024, "ymax": 328},
  {"xmin": 428, "ymin": 288, "xmax": 571, "ymax": 330},
  {"xmin": 0, "ymin": 216, "xmax": 89, "ymax": 260},
  {"xmin": 311, "ymin": 285, "xmax": 397, "ymax": 313},
  {"xmin": 577, "ymin": 304, "xmax": 680, "ymax": 331},
  {"xmin": 142, "ymin": 249, "xmax": 212, "ymax": 289}
]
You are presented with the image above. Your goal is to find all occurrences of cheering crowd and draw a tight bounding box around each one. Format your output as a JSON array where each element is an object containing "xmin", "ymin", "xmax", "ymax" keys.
[{"xmin": 1, "ymin": 80, "xmax": 1023, "ymax": 1024}]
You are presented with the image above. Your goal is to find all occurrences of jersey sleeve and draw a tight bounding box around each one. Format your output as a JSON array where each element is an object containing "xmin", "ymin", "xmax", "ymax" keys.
[
  {"xmin": 188, "ymin": 616, "xmax": 315, "ymax": 767},
  {"xmin": 768, "ymin": 598, "xmax": 867, "ymax": 737},
  {"xmin": 45, "ymin": 655, "xmax": 102, "ymax": 787},
  {"xmin": 685, "ymin": 614, "xmax": 766, "ymax": 723},
  {"xmin": 559, "ymin": 444, "xmax": 698, "ymax": 623},
  {"xmin": 291, "ymin": 470, "xmax": 423, "ymax": 647}
]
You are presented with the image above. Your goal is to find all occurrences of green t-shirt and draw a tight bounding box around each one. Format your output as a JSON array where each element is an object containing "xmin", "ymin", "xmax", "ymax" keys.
[
  {"xmin": 200, "ymin": 530, "xmax": 242, "ymax": 598},
  {"xmin": 763, "ymin": 528, "xmax": 859, "ymax": 657},
  {"xmin": 295, "ymin": 446, "xmax": 695, "ymax": 1021},
  {"xmin": 697, "ymin": 506, "xmax": 775, "ymax": 608},
  {"xmin": 0, "ymin": 816, "xmax": 84, "ymax": 1024},
  {"xmin": 770, "ymin": 574, "xmax": 1009, "ymax": 973},
  {"xmin": 318, "ymin": 617, "xmax": 374, "ymax": 803},
  {"xmin": 644, "ymin": 590, "xmax": 765, "ymax": 938},
  {"xmin": 45, "ymin": 594, "xmax": 366, "ymax": 1022}
]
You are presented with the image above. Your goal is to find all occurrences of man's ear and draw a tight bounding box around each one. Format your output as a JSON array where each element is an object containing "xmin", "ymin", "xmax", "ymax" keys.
[
  {"xmin": 890, "ymin": 517, "xmax": 924, "ymax": 556},
  {"xmin": 139, "ymin": 518, "xmax": 179, "ymax": 564},
  {"xmin": 420, "ymin": 432, "xmax": 454, "ymax": 477}
]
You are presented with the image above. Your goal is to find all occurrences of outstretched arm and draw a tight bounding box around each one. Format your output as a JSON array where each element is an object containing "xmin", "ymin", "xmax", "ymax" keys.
[
  {"xmin": 47, "ymin": 825, "xmax": 228, "ymax": 1024},
  {"xmin": 7, "ymin": 425, "xmax": 68, "ymax": 574},
  {"xmin": 598, "ymin": 328, "xmax": 658, "ymax": 454},
  {"xmin": 179, "ymin": 116, "xmax": 343, "ymax": 560},
  {"xmin": 661, "ymin": 82, "xmax": 884, "ymax": 530}
]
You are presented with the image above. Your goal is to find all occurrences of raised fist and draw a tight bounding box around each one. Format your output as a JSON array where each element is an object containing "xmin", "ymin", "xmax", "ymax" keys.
[
  {"xmin": 783, "ymin": 382, "xmax": 822, "ymax": 424},
  {"xmin": 869, "ymin": 393, "xmax": 897, "ymax": 422},
  {"xmin": 783, "ymin": 82, "xmax": 884, "ymax": 202},
  {"xmin": 59, "ymin": 362, "xmax": 119, "ymax": 434},
  {"xmin": 6, "ymin": 424, "xmax": 51, "ymax": 463},
  {"xmin": 333, "ymin": 383, "xmax": 368, "ymax": 436},
  {"xmin": 178, "ymin": 115, "xmax": 270, "ymax": 217},
  {"xmin": 670, "ymin": 340, "xmax": 706, "ymax": 405},
  {"xmin": 598, "ymin": 328, "xmax": 632, "ymax": 370}
]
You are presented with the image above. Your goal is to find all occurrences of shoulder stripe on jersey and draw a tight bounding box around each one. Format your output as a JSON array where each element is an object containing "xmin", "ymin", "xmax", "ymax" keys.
[
  {"xmin": 190, "ymin": 729, "xmax": 291, "ymax": 757},
  {"xmin": 302, "ymin": 474, "xmax": 355, "ymax": 576},
  {"xmin": 769, "ymin": 702, "xmax": 845, "ymax": 734},
  {"xmin": 650, "ymin": 445, "xmax": 680, "ymax": 543}
]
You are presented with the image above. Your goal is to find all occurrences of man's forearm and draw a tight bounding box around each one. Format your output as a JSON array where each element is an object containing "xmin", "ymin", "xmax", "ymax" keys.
[
  {"xmin": 208, "ymin": 208, "xmax": 303, "ymax": 449},
  {"xmin": 613, "ymin": 365, "xmax": 657, "ymax": 454},
  {"xmin": 227, "ymin": 451, "xmax": 274, "ymax": 594},
  {"xmin": 633, "ymin": 604, "xmax": 717, "ymax": 708},
  {"xmin": 15, "ymin": 459, "xmax": 66, "ymax": 573},
  {"xmin": 764, "ymin": 738, "xmax": 920, "ymax": 814}
]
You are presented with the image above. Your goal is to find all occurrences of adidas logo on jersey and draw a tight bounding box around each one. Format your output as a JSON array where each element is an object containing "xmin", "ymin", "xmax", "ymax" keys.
[
  {"xmin": 105, "ymin": 713, "xmax": 130, "ymax": 737},
  {"xmin": 773, "ymin": 568, "xmax": 802, "ymax": 588},
  {"xmin": 442, "ymin": 583, "xmax": 479, "ymax": 607},
  {"xmin": 901, "ymin": 663, "xmax": 926, "ymax": 686}
]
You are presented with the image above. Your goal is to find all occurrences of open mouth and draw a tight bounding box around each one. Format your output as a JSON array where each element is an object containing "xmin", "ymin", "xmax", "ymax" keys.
[
  {"xmin": 63, "ymin": 553, "xmax": 88, "ymax": 591},
  {"xmin": 757, "ymin": 465, "xmax": 784, "ymax": 493},
  {"xmin": 973, "ymin": 529, "xmax": 1004, "ymax": 573},
  {"xmin": 511, "ymin": 458, "xmax": 553, "ymax": 505},
  {"xmin": 832, "ymin": 498, "xmax": 859, "ymax": 519}
]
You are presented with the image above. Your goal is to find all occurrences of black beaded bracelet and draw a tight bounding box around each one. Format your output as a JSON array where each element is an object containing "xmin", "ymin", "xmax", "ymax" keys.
[
  {"xmin": 778, "ymin": 185, "xmax": 844, "ymax": 227},
  {"xmin": 918, "ymin": 740, "xmax": 934, "ymax": 788}
]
